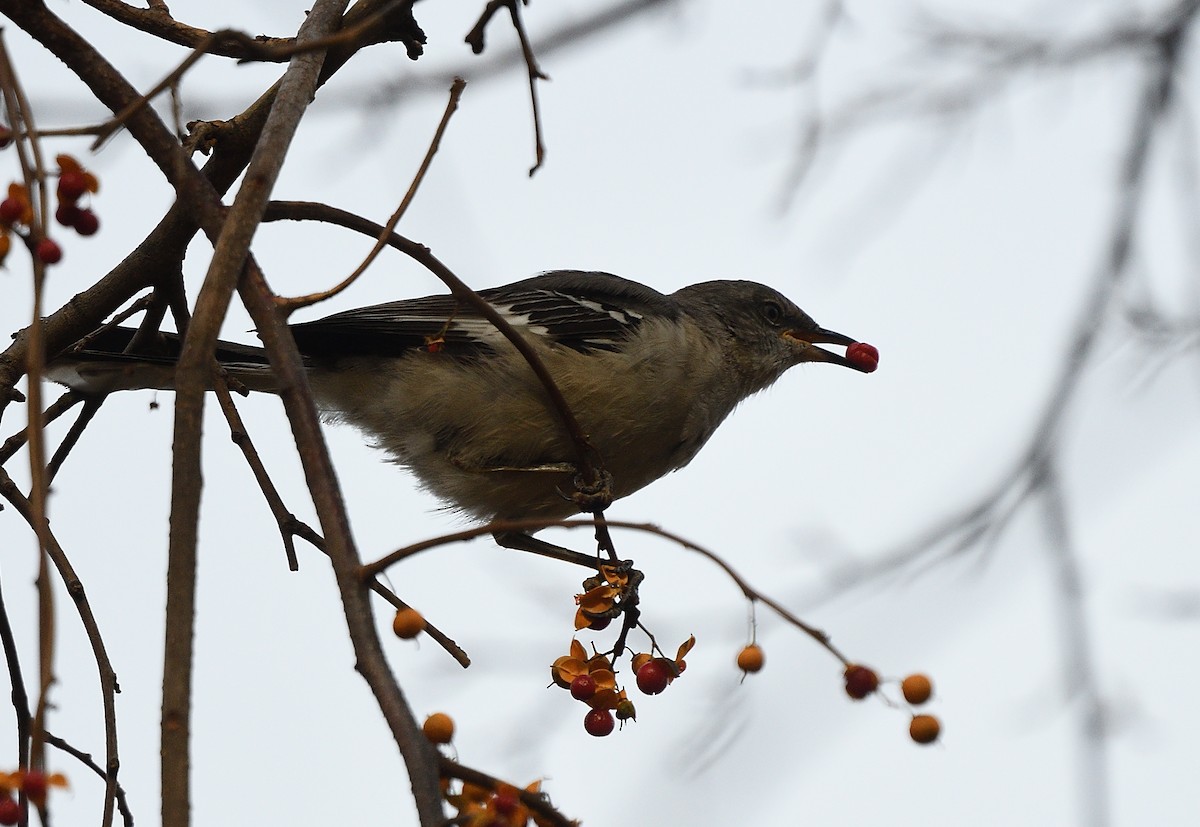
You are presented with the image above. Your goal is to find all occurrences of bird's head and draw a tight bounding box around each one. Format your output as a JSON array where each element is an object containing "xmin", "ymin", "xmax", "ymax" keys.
[{"xmin": 674, "ymin": 280, "xmax": 877, "ymax": 394}]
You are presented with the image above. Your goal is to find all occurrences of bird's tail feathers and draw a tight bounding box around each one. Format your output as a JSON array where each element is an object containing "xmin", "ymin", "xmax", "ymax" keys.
[{"xmin": 46, "ymin": 326, "xmax": 280, "ymax": 395}]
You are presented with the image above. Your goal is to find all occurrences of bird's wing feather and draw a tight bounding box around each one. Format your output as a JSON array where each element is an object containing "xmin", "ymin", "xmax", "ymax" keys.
[{"xmin": 289, "ymin": 270, "xmax": 679, "ymax": 358}]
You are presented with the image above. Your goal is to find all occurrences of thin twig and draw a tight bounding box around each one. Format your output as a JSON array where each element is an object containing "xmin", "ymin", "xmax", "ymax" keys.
[
  {"xmin": 362, "ymin": 518, "xmax": 851, "ymax": 664},
  {"xmin": 46, "ymin": 398, "xmax": 104, "ymax": 483},
  {"xmin": 465, "ymin": 0, "xmax": 549, "ymax": 175},
  {"xmin": 276, "ymin": 76, "xmax": 467, "ymax": 313},
  {"xmin": 0, "ymin": 392, "xmax": 82, "ymax": 467},
  {"xmin": 0, "ymin": 563, "xmax": 32, "ymax": 778},
  {"xmin": 0, "ymin": 469, "xmax": 122, "ymax": 827},
  {"xmin": 43, "ymin": 732, "xmax": 134, "ymax": 827}
]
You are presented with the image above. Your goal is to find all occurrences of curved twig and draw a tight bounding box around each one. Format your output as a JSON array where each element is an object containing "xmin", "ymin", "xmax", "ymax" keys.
[{"xmin": 362, "ymin": 517, "xmax": 851, "ymax": 664}]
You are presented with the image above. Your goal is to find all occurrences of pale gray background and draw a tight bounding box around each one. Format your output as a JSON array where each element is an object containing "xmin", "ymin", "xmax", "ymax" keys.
[{"xmin": 0, "ymin": 1, "xmax": 1197, "ymax": 825}]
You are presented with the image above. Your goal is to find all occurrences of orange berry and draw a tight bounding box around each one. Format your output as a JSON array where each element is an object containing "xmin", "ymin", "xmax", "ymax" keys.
[
  {"xmin": 909, "ymin": 714, "xmax": 940, "ymax": 745},
  {"xmin": 422, "ymin": 712, "xmax": 455, "ymax": 744},
  {"xmin": 550, "ymin": 655, "xmax": 574, "ymax": 689},
  {"xmin": 391, "ymin": 607, "xmax": 425, "ymax": 639},
  {"xmin": 901, "ymin": 673, "xmax": 933, "ymax": 705},
  {"xmin": 736, "ymin": 644, "xmax": 765, "ymax": 674}
]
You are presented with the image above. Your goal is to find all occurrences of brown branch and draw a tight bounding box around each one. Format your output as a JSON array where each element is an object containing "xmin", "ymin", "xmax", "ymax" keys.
[
  {"xmin": 0, "ymin": 29, "xmax": 61, "ymax": 795},
  {"xmin": 78, "ymin": 0, "xmax": 296, "ymax": 58},
  {"xmin": 43, "ymin": 731, "xmax": 134, "ymax": 827},
  {"xmin": 0, "ymin": 392, "xmax": 82, "ymax": 467},
  {"xmin": 159, "ymin": 0, "xmax": 363, "ymax": 819},
  {"xmin": 0, "ymin": 563, "xmax": 32, "ymax": 777},
  {"xmin": 0, "ymin": 469, "xmax": 123, "ymax": 827},
  {"xmin": 46, "ymin": 398, "xmax": 104, "ymax": 483},
  {"xmin": 238, "ymin": 259, "xmax": 446, "ymax": 824},
  {"xmin": 465, "ymin": 0, "xmax": 549, "ymax": 175},
  {"xmin": 210, "ymin": 381, "xmax": 473, "ymax": 666},
  {"xmin": 284, "ymin": 521, "xmax": 472, "ymax": 668},
  {"xmin": 439, "ymin": 756, "xmax": 576, "ymax": 827},
  {"xmin": 362, "ymin": 518, "xmax": 851, "ymax": 664},
  {"xmin": 92, "ymin": 5, "xmax": 422, "ymax": 151}
]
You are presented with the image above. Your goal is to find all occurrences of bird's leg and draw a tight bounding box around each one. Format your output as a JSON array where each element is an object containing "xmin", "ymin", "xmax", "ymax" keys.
[{"xmin": 492, "ymin": 530, "xmax": 604, "ymax": 569}]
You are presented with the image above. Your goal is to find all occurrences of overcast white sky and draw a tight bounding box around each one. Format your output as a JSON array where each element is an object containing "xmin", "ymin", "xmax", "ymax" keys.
[{"xmin": 1, "ymin": 1, "xmax": 1198, "ymax": 825}]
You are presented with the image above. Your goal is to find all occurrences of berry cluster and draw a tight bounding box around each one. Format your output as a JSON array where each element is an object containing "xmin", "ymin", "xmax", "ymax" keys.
[
  {"xmin": 842, "ymin": 663, "xmax": 942, "ymax": 745},
  {"xmin": 421, "ymin": 712, "xmax": 552, "ymax": 827},
  {"xmin": 550, "ymin": 633, "xmax": 695, "ymax": 737},
  {"xmin": 0, "ymin": 145, "xmax": 100, "ymax": 267},
  {"xmin": 735, "ymin": 639, "xmax": 941, "ymax": 746},
  {"xmin": 0, "ymin": 769, "xmax": 68, "ymax": 824},
  {"xmin": 52, "ymin": 154, "xmax": 100, "ymax": 241}
]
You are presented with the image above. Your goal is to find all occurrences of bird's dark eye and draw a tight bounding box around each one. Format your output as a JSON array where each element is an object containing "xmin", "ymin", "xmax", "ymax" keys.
[{"xmin": 762, "ymin": 300, "xmax": 784, "ymax": 326}]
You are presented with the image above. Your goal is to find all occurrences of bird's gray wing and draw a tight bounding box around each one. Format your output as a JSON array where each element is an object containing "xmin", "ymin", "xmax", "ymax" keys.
[{"xmin": 288, "ymin": 270, "xmax": 679, "ymax": 358}]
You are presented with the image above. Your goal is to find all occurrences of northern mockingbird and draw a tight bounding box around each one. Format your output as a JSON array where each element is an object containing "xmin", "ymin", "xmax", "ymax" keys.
[{"xmin": 49, "ymin": 270, "xmax": 877, "ymax": 523}]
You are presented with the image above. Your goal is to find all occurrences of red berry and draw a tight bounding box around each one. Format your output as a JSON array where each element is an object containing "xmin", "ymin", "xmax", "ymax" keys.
[
  {"xmin": 57, "ymin": 171, "xmax": 88, "ymax": 202},
  {"xmin": 845, "ymin": 342, "xmax": 879, "ymax": 373},
  {"xmin": 583, "ymin": 708, "xmax": 614, "ymax": 737},
  {"xmin": 21, "ymin": 771, "xmax": 47, "ymax": 805},
  {"xmin": 0, "ymin": 797, "xmax": 17, "ymax": 826},
  {"xmin": 635, "ymin": 660, "xmax": 670, "ymax": 695},
  {"xmin": 585, "ymin": 615, "xmax": 611, "ymax": 631},
  {"xmin": 72, "ymin": 208, "xmax": 99, "ymax": 236},
  {"xmin": 0, "ymin": 125, "xmax": 12, "ymax": 149},
  {"xmin": 55, "ymin": 203, "xmax": 81, "ymax": 227},
  {"xmin": 0, "ymin": 196, "xmax": 23, "ymax": 225},
  {"xmin": 570, "ymin": 674, "xmax": 597, "ymax": 701},
  {"xmin": 36, "ymin": 238, "xmax": 62, "ymax": 264},
  {"xmin": 843, "ymin": 664, "xmax": 879, "ymax": 700},
  {"xmin": 493, "ymin": 791, "xmax": 519, "ymax": 816}
]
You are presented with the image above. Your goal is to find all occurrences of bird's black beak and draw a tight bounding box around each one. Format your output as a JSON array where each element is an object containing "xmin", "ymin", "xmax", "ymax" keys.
[{"xmin": 783, "ymin": 327, "xmax": 878, "ymax": 373}]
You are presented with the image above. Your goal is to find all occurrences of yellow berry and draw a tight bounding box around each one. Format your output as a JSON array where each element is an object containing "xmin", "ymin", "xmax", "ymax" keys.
[
  {"xmin": 909, "ymin": 714, "xmax": 941, "ymax": 745},
  {"xmin": 901, "ymin": 673, "xmax": 933, "ymax": 705},
  {"xmin": 392, "ymin": 607, "xmax": 425, "ymax": 639},
  {"xmin": 422, "ymin": 712, "xmax": 455, "ymax": 744},
  {"xmin": 736, "ymin": 644, "xmax": 765, "ymax": 674}
]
